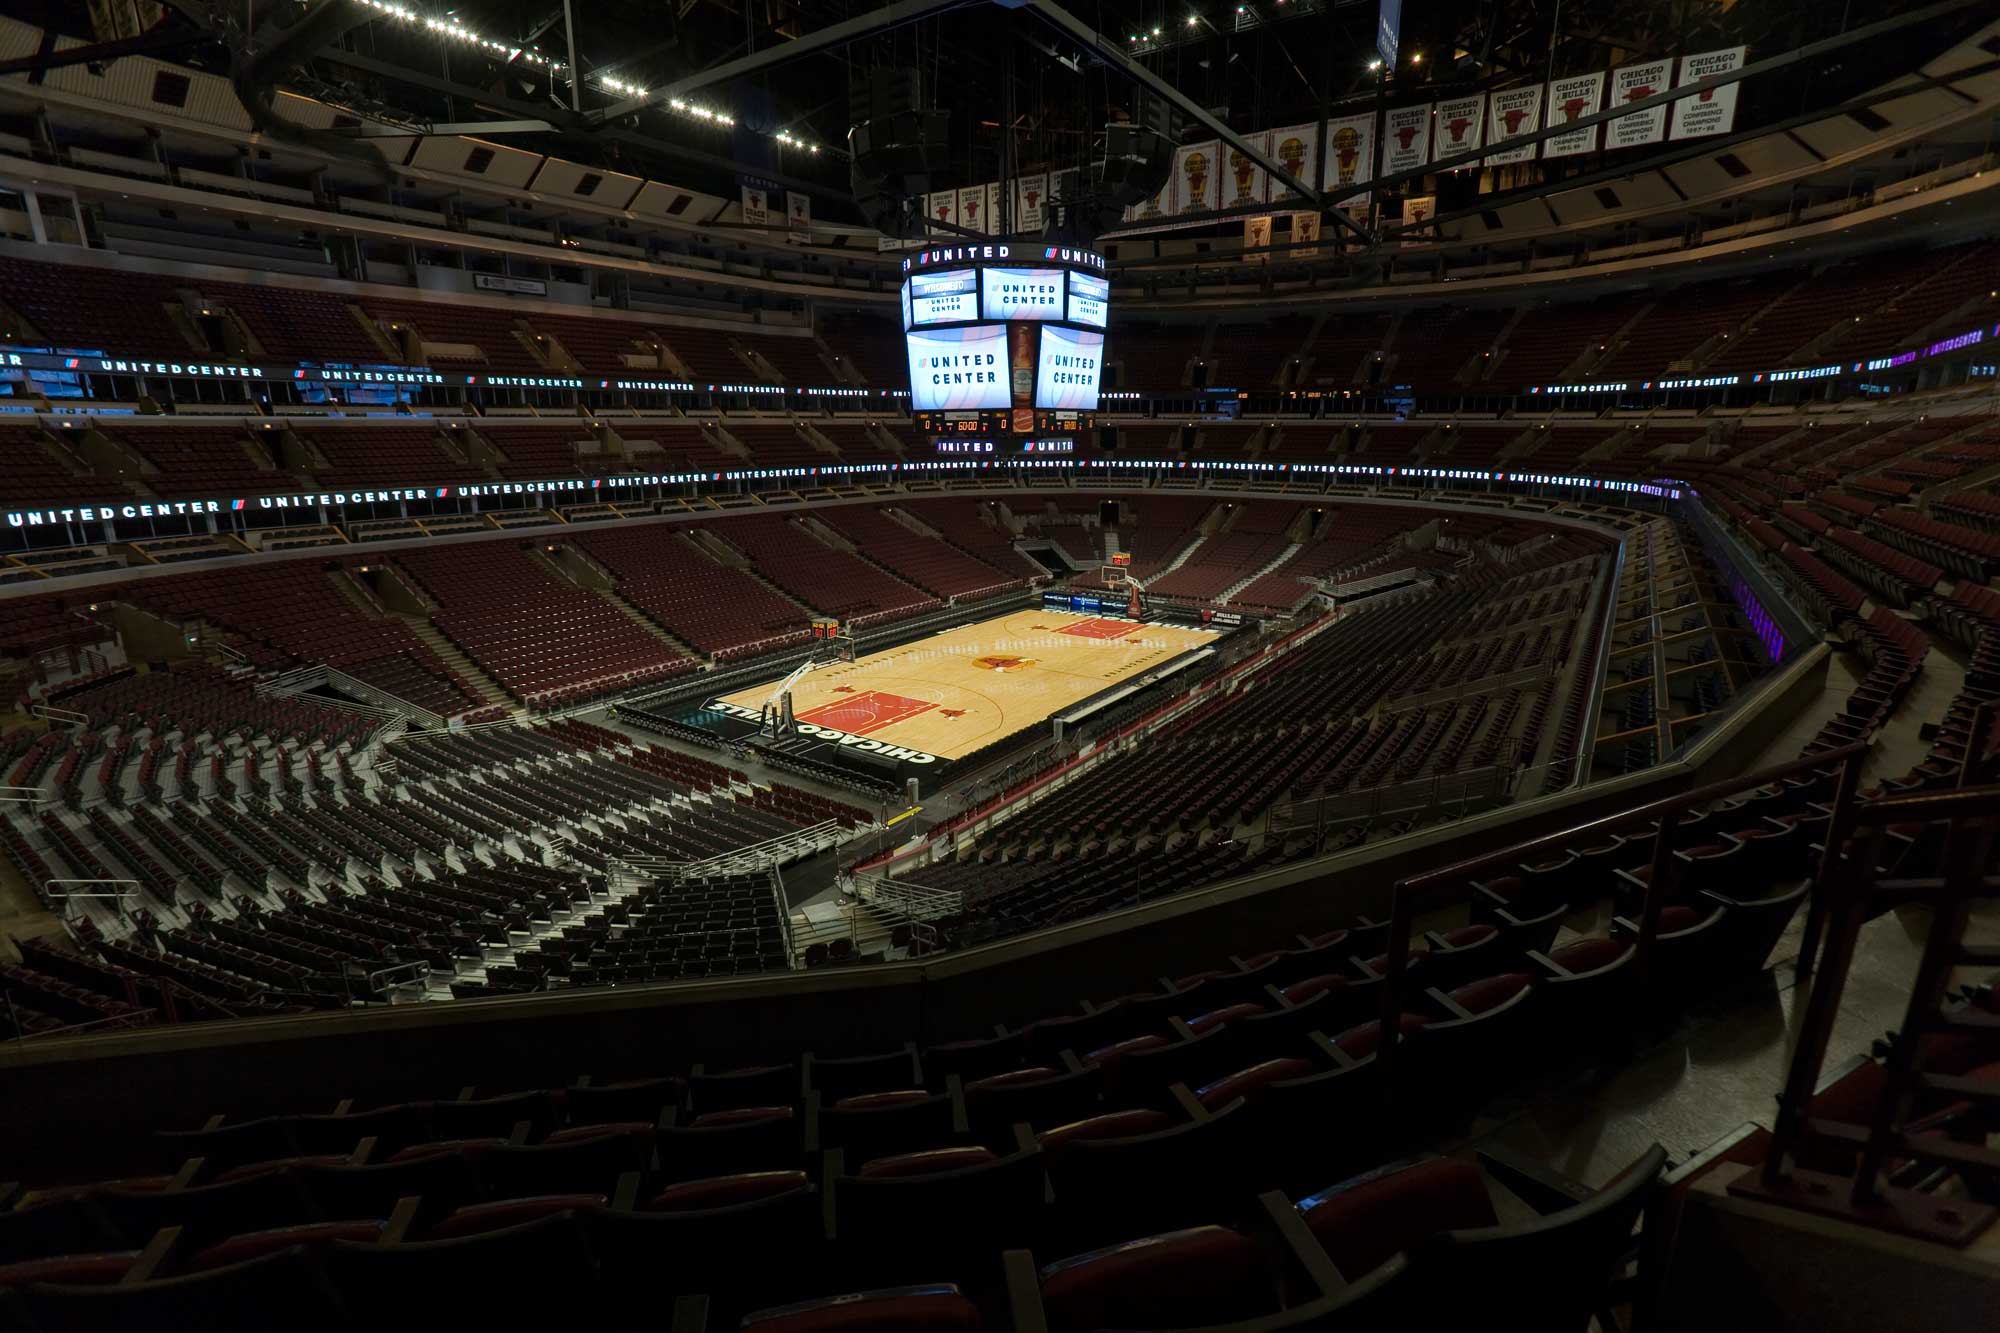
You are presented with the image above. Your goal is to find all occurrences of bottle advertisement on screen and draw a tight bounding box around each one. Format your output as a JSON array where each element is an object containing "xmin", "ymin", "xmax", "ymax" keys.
[
  {"xmin": 980, "ymin": 268, "xmax": 1065, "ymax": 320},
  {"xmin": 1035, "ymin": 325, "xmax": 1104, "ymax": 411},
  {"xmin": 906, "ymin": 324, "xmax": 1013, "ymax": 411},
  {"xmin": 1066, "ymin": 272, "xmax": 1109, "ymax": 328}
]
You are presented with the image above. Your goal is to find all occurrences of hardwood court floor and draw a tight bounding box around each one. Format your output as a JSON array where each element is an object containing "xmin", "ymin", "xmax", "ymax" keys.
[{"xmin": 715, "ymin": 608, "xmax": 1217, "ymax": 760}]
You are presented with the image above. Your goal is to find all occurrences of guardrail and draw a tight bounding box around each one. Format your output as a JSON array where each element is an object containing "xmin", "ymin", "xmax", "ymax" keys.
[
  {"xmin": 29, "ymin": 703, "xmax": 90, "ymax": 729},
  {"xmin": 854, "ymin": 870, "xmax": 964, "ymax": 922},
  {"xmin": 0, "ymin": 784, "xmax": 47, "ymax": 806},
  {"xmin": 1270, "ymin": 763, "xmax": 1513, "ymax": 834},
  {"xmin": 43, "ymin": 878, "xmax": 142, "ymax": 921}
]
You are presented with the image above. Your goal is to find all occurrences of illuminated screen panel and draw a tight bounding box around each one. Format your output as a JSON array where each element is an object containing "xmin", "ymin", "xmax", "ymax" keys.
[
  {"xmin": 1066, "ymin": 272, "xmax": 1109, "ymax": 329},
  {"xmin": 906, "ymin": 324, "xmax": 1012, "ymax": 411},
  {"xmin": 906, "ymin": 270, "xmax": 979, "ymax": 327},
  {"xmin": 900, "ymin": 281, "xmax": 912, "ymax": 332},
  {"xmin": 1035, "ymin": 325, "xmax": 1104, "ymax": 410},
  {"xmin": 979, "ymin": 267, "xmax": 1065, "ymax": 321}
]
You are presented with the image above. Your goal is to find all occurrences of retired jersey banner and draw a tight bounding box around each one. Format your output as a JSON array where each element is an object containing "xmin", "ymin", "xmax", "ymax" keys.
[
  {"xmin": 1013, "ymin": 173, "xmax": 1049, "ymax": 234},
  {"xmin": 1223, "ymin": 133, "xmax": 1272, "ymax": 209},
  {"xmin": 1266, "ymin": 123, "xmax": 1320, "ymax": 204},
  {"xmin": 786, "ymin": 191, "xmax": 812, "ymax": 242},
  {"xmin": 741, "ymin": 186, "xmax": 772, "ymax": 228},
  {"xmin": 1381, "ymin": 103, "xmax": 1432, "ymax": 176},
  {"xmin": 1432, "ymin": 96, "xmax": 1486, "ymax": 166},
  {"xmin": 1291, "ymin": 210, "xmax": 1322, "ymax": 259},
  {"xmin": 1672, "ymin": 46, "xmax": 1747, "ymax": 139},
  {"xmin": 1485, "ymin": 85, "xmax": 1542, "ymax": 165},
  {"xmin": 1175, "ymin": 140, "xmax": 1221, "ymax": 215},
  {"xmin": 1321, "ymin": 114, "xmax": 1374, "ymax": 203},
  {"xmin": 1607, "ymin": 59, "xmax": 1673, "ymax": 149},
  {"xmin": 1545, "ymin": 71, "xmax": 1606, "ymax": 158}
]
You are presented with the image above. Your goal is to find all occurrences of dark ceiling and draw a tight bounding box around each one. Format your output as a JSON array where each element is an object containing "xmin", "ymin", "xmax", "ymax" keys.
[{"xmin": 49, "ymin": 0, "xmax": 1981, "ymax": 224}]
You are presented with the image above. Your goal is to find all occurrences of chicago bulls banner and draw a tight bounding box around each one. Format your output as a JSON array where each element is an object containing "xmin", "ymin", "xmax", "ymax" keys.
[
  {"xmin": 1320, "ymin": 114, "xmax": 1374, "ymax": 204},
  {"xmin": 1485, "ymin": 85, "xmax": 1542, "ymax": 165},
  {"xmin": 1431, "ymin": 96, "xmax": 1486, "ymax": 167},
  {"xmin": 1290, "ymin": 210, "xmax": 1322, "ymax": 259},
  {"xmin": 1265, "ymin": 122, "xmax": 1320, "ymax": 204},
  {"xmin": 1174, "ymin": 140, "xmax": 1222, "ymax": 215},
  {"xmin": 1243, "ymin": 214, "xmax": 1273, "ymax": 260},
  {"xmin": 1223, "ymin": 133, "xmax": 1272, "ymax": 209},
  {"xmin": 1671, "ymin": 46, "xmax": 1747, "ymax": 139},
  {"xmin": 1013, "ymin": 173, "xmax": 1049, "ymax": 234},
  {"xmin": 1381, "ymin": 103, "xmax": 1432, "ymax": 176},
  {"xmin": 1607, "ymin": 59, "xmax": 1672, "ymax": 149},
  {"xmin": 956, "ymin": 184, "xmax": 990, "ymax": 233},
  {"xmin": 1545, "ymin": 71, "xmax": 1606, "ymax": 158},
  {"xmin": 1400, "ymin": 194, "xmax": 1435, "ymax": 246},
  {"xmin": 928, "ymin": 190, "xmax": 957, "ymax": 229}
]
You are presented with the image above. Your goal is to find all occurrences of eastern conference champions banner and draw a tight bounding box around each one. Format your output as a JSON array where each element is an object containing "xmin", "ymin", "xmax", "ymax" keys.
[
  {"xmin": 1035, "ymin": 326, "xmax": 1103, "ymax": 412},
  {"xmin": 906, "ymin": 325, "xmax": 1010, "ymax": 411}
]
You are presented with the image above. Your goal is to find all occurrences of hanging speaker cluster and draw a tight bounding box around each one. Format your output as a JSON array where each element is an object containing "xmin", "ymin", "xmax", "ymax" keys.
[{"xmin": 848, "ymin": 68, "xmax": 951, "ymax": 238}]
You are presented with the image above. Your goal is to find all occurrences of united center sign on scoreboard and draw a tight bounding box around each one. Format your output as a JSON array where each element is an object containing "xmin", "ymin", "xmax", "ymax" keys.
[{"xmin": 898, "ymin": 246, "xmax": 1110, "ymax": 416}]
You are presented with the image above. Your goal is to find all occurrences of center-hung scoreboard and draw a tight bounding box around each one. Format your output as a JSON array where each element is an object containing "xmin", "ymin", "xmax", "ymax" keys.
[{"xmin": 900, "ymin": 243, "xmax": 1109, "ymax": 454}]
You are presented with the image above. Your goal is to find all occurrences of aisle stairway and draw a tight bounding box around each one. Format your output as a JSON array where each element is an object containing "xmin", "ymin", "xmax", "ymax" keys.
[{"xmin": 396, "ymin": 614, "xmax": 515, "ymax": 712}]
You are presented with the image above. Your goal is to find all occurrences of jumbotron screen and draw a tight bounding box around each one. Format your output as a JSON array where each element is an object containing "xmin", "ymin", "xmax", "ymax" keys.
[{"xmin": 900, "ymin": 244, "xmax": 1109, "ymax": 414}]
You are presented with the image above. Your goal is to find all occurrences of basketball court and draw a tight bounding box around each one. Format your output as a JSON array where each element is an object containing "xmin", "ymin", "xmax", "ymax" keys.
[{"xmin": 712, "ymin": 607, "xmax": 1218, "ymax": 761}]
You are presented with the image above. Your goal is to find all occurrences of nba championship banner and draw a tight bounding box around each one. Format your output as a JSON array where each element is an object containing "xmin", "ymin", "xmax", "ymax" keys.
[
  {"xmin": 1607, "ymin": 58, "xmax": 1673, "ymax": 149},
  {"xmin": 1243, "ymin": 214, "xmax": 1273, "ymax": 260},
  {"xmin": 1432, "ymin": 96, "xmax": 1486, "ymax": 167},
  {"xmin": 927, "ymin": 190, "xmax": 957, "ymax": 229},
  {"xmin": 1290, "ymin": 210, "xmax": 1322, "ymax": 259},
  {"xmin": 1381, "ymin": 103, "xmax": 1432, "ymax": 176},
  {"xmin": 1174, "ymin": 140, "xmax": 1221, "ymax": 215},
  {"xmin": 1545, "ymin": 71, "xmax": 1606, "ymax": 158},
  {"xmin": 1321, "ymin": 113, "xmax": 1374, "ymax": 204},
  {"xmin": 1013, "ymin": 173, "xmax": 1050, "ymax": 234},
  {"xmin": 1672, "ymin": 46, "xmax": 1747, "ymax": 139},
  {"xmin": 956, "ymin": 185, "xmax": 990, "ymax": 233},
  {"xmin": 1223, "ymin": 133, "xmax": 1271, "ymax": 210},
  {"xmin": 1485, "ymin": 85, "xmax": 1542, "ymax": 164},
  {"xmin": 1266, "ymin": 123, "xmax": 1319, "ymax": 204},
  {"xmin": 740, "ymin": 186, "xmax": 772, "ymax": 228},
  {"xmin": 785, "ymin": 191, "xmax": 812, "ymax": 242}
]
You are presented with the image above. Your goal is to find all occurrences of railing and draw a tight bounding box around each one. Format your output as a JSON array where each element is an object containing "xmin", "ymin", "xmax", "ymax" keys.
[
  {"xmin": 30, "ymin": 703, "xmax": 90, "ymax": 729},
  {"xmin": 1369, "ymin": 740, "xmax": 1873, "ymax": 1086},
  {"xmin": 1734, "ymin": 780, "xmax": 2000, "ymax": 1243},
  {"xmin": 4, "ymin": 999, "xmax": 159, "ymax": 1042},
  {"xmin": 0, "ymin": 784, "xmax": 47, "ymax": 806},
  {"xmin": 42, "ymin": 878, "xmax": 143, "ymax": 921},
  {"xmin": 854, "ymin": 870, "xmax": 965, "ymax": 922},
  {"xmin": 1270, "ymin": 763, "xmax": 1512, "ymax": 834}
]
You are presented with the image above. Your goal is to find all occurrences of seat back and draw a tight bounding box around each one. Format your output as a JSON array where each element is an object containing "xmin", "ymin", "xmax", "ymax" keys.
[
  {"xmin": 1414, "ymin": 1144, "xmax": 1666, "ymax": 1331},
  {"xmin": 325, "ymin": 1214, "xmax": 598, "ymax": 1323},
  {"xmin": 16, "ymin": 1245, "xmax": 345, "ymax": 1333}
]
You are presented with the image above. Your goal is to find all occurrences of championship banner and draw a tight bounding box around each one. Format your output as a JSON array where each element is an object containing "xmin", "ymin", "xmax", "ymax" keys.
[
  {"xmin": 956, "ymin": 185, "xmax": 989, "ymax": 233},
  {"xmin": 1401, "ymin": 194, "xmax": 1436, "ymax": 246},
  {"xmin": 785, "ymin": 191, "xmax": 812, "ymax": 242},
  {"xmin": 1671, "ymin": 46, "xmax": 1747, "ymax": 139},
  {"xmin": 1432, "ymin": 95, "xmax": 1486, "ymax": 167},
  {"xmin": 1381, "ymin": 103, "xmax": 1432, "ymax": 176},
  {"xmin": 1014, "ymin": 173, "xmax": 1050, "ymax": 234},
  {"xmin": 1223, "ymin": 133, "xmax": 1271, "ymax": 209},
  {"xmin": 1291, "ymin": 210, "xmax": 1322, "ymax": 259},
  {"xmin": 740, "ymin": 186, "xmax": 771, "ymax": 228},
  {"xmin": 1321, "ymin": 113, "xmax": 1374, "ymax": 204},
  {"xmin": 1243, "ymin": 214, "xmax": 1273, "ymax": 261},
  {"xmin": 928, "ymin": 190, "xmax": 957, "ymax": 228},
  {"xmin": 1545, "ymin": 71, "xmax": 1606, "ymax": 158},
  {"xmin": 1607, "ymin": 59, "xmax": 1672, "ymax": 149},
  {"xmin": 1266, "ymin": 123, "xmax": 1319, "ymax": 204},
  {"xmin": 1485, "ymin": 85, "xmax": 1542, "ymax": 164},
  {"xmin": 1174, "ymin": 140, "xmax": 1221, "ymax": 215}
]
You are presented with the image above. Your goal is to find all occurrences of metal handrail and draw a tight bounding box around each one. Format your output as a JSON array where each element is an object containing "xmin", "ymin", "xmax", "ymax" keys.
[
  {"xmin": 1371, "ymin": 739, "xmax": 1873, "ymax": 1085},
  {"xmin": 30, "ymin": 703, "xmax": 90, "ymax": 728}
]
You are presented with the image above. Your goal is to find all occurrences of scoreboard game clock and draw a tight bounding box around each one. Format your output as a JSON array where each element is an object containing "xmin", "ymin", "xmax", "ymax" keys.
[{"xmin": 900, "ymin": 244, "xmax": 1109, "ymax": 418}]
